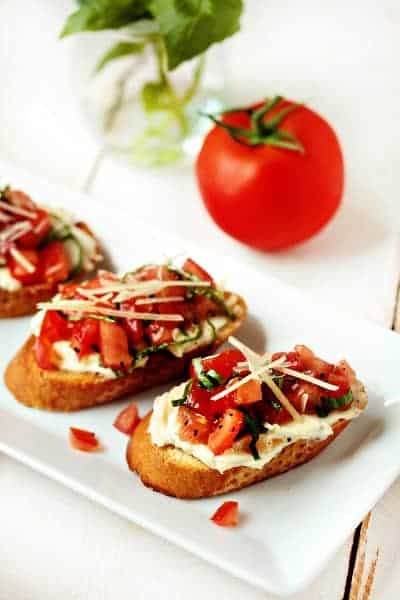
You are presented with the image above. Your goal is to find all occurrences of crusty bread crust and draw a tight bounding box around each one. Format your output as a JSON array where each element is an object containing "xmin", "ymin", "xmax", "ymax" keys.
[
  {"xmin": 0, "ymin": 221, "xmax": 100, "ymax": 319},
  {"xmin": 127, "ymin": 412, "xmax": 351, "ymax": 499},
  {"xmin": 4, "ymin": 294, "xmax": 246, "ymax": 411},
  {"xmin": 0, "ymin": 281, "xmax": 58, "ymax": 318}
]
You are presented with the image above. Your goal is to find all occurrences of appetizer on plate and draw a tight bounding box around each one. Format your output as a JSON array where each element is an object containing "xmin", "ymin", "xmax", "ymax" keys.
[
  {"xmin": 128, "ymin": 337, "xmax": 367, "ymax": 498},
  {"xmin": 4, "ymin": 259, "xmax": 246, "ymax": 411},
  {"xmin": 0, "ymin": 185, "xmax": 102, "ymax": 317}
]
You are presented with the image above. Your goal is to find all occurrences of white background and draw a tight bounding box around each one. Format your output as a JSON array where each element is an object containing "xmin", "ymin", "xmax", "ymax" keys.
[{"xmin": 0, "ymin": 1, "xmax": 399, "ymax": 599}]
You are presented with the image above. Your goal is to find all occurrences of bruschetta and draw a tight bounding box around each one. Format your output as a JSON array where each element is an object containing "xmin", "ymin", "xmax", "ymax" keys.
[
  {"xmin": 4, "ymin": 259, "xmax": 246, "ymax": 411},
  {"xmin": 127, "ymin": 337, "xmax": 367, "ymax": 498},
  {"xmin": 0, "ymin": 185, "xmax": 102, "ymax": 317}
]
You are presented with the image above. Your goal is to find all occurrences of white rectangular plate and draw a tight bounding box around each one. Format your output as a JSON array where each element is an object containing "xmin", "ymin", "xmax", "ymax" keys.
[{"xmin": 1, "ymin": 162, "xmax": 400, "ymax": 596}]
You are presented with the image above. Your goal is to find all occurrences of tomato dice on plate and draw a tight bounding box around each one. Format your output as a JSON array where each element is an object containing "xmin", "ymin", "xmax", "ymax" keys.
[
  {"xmin": 69, "ymin": 427, "xmax": 100, "ymax": 452},
  {"xmin": 211, "ymin": 501, "xmax": 239, "ymax": 527},
  {"xmin": 113, "ymin": 403, "xmax": 140, "ymax": 436}
]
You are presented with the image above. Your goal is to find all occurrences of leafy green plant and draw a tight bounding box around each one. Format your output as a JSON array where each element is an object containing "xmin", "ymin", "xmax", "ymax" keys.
[
  {"xmin": 62, "ymin": 0, "xmax": 243, "ymax": 71},
  {"xmin": 61, "ymin": 0, "xmax": 243, "ymax": 165}
]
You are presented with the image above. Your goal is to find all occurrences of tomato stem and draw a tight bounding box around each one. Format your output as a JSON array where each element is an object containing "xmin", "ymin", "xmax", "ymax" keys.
[{"xmin": 201, "ymin": 96, "xmax": 304, "ymax": 152}]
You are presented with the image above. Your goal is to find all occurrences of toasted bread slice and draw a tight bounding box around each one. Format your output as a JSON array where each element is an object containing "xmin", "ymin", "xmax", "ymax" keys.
[
  {"xmin": 0, "ymin": 281, "xmax": 59, "ymax": 318},
  {"xmin": 0, "ymin": 221, "xmax": 101, "ymax": 319},
  {"xmin": 127, "ymin": 381, "xmax": 367, "ymax": 499},
  {"xmin": 4, "ymin": 294, "xmax": 246, "ymax": 411}
]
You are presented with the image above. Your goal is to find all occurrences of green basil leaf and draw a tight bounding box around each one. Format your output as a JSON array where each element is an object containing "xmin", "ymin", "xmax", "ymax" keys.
[
  {"xmin": 206, "ymin": 369, "xmax": 222, "ymax": 384},
  {"xmin": 95, "ymin": 41, "xmax": 145, "ymax": 72},
  {"xmin": 61, "ymin": 0, "xmax": 150, "ymax": 37},
  {"xmin": 240, "ymin": 409, "xmax": 267, "ymax": 460},
  {"xmin": 171, "ymin": 379, "xmax": 193, "ymax": 406},
  {"xmin": 149, "ymin": 0, "xmax": 243, "ymax": 70}
]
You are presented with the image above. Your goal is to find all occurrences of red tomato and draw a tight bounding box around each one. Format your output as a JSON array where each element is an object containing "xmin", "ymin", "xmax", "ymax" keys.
[
  {"xmin": 196, "ymin": 98, "xmax": 344, "ymax": 251},
  {"xmin": 211, "ymin": 501, "xmax": 239, "ymax": 527},
  {"xmin": 18, "ymin": 209, "xmax": 51, "ymax": 248},
  {"xmin": 123, "ymin": 318, "xmax": 145, "ymax": 349},
  {"xmin": 146, "ymin": 322, "xmax": 175, "ymax": 345},
  {"xmin": 34, "ymin": 336, "xmax": 55, "ymax": 370},
  {"xmin": 40, "ymin": 240, "xmax": 71, "ymax": 283},
  {"xmin": 325, "ymin": 367, "xmax": 351, "ymax": 398},
  {"xmin": 234, "ymin": 379, "xmax": 262, "ymax": 405},
  {"xmin": 190, "ymin": 349, "xmax": 245, "ymax": 381},
  {"xmin": 183, "ymin": 258, "xmax": 213, "ymax": 283},
  {"xmin": 99, "ymin": 321, "xmax": 132, "ymax": 370},
  {"xmin": 5, "ymin": 189, "xmax": 36, "ymax": 211},
  {"xmin": 71, "ymin": 319, "xmax": 99, "ymax": 358},
  {"xmin": 186, "ymin": 379, "xmax": 236, "ymax": 419},
  {"xmin": 8, "ymin": 248, "xmax": 41, "ymax": 284},
  {"xmin": 208, "ymin": 408, "xmax": 244, "ymax": 455},
  {"xmin": 285, "ymin": 381, "xmax": 322, "ymax": 413},
  {"xmin": 113, "ymin": 403, "xmax": 140, "ymax": 436},
  {"xmin": 40, "ymin": 310, "xmax": 71, "ymax": 342},
  {"xmin": 69, "ymin": 427, "xmax": 100, "ymax": 452},
  {"xmin": 178, "ymin": 407, "xmax": 210, "ymax": 444}
]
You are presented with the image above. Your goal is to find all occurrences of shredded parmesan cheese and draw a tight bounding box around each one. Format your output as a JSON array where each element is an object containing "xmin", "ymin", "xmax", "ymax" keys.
[
  {"xmin": 37, "ymin": 300, "xmax": 183, "ymax": 322},
  {"xmin": 9, "ymin": 247, "xmax": 35, "ymax": 273},
  {"xmin": 135, "ymin": 296, "xmax": 184, "ymax": 305},
  {"xmin": 0, "ymin": 200, "xmax": 37, "ymax": 219},
  {"xmin": 274, "ymin": 366, "xmax": 339, "ymax": 391}
]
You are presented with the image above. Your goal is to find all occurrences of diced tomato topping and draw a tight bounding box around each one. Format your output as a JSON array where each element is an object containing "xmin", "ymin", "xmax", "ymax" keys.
[
  {"xmin": 146, "ymin": 322, "xmax": 175, "ymax": 345},
  {"xmin": 325, "ymin": 366, "xmax": 351, "ymax": 398},
  {"xmin": 208, "ymin": 408, "xmax": 244, "ymax": 455},
  {"xmin": 285, "ymin": 381, "xmax": 322, "ymax": 413},
  {"xmin": 178, "ymin": 407, "xmax": 210, "ymax": 444},
  {"xmin": 186, "ymin": 379, "xmax": 235, "ymax": 419},
  {"xmin": 99, "ymin": 321, "xmax": 132, "ymax": 370},
  {"xmin": 234, "ymin": 379, "xmax": 262, "ymax": 405},
  {"xmin": 123, "ymin": 318, "xmax": 146, "ymax": 349},
  {"xmin": 40, "ymin": 240, "xmax": 71, "ymax": 284},
  {"xmin": 211, "ymin": 501, "xmax": 239, "ymax": 527},
  {"xmin": 18, "ymin": 208, "xmax": 51, "ymax": 248},
  {"xmin": 8, "ymin": 248, "xmax": 41, "ymax": 284},
  {"xmin": 113, "ymin": 403, "xmax": 140, "ymax": 436},
  {"xmin": 69, "ymin": 427, "xmax": 100, "ymax": 452},
  {"xmin": 192, "ymin": 295, "xmax": 219, "ymax": 320},
  {"xmin": 70, "ymin": 318, "xmax": 99, "ymax": 358},
  {"xmin": 40, "ymin": 310, "xmax": 71, "ymax": 342},
  {"xmin": 183, "ymin": 258, "xmax": 214, "ymax": 283},
  {"xmin": 191, "ymin": 349, "xmax": 245, "ymax": 381},
  {"xmin": 34, "ymin": 336, "xmax": 55, "ymax": 370},
  {"xmin": 58, "ymin": 281, "xmax": 80, "ymax": 298},
  {"xmin": 35, "ymin": 311, "xmax": 71, "ymax": 369},
  {"xmin": 5, "ymin": 189, "xmax": 36, "ymax": 211}
]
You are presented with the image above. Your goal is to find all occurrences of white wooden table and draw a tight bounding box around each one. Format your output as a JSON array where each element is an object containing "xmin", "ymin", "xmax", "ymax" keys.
[{"xmin": 0, "ymin": 1, "xmax": 399, "ymax": 598}]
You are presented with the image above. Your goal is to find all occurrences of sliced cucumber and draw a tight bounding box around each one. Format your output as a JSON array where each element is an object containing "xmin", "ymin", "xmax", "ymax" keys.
[{"xmin": 63, "ymin": 237, "xmax": 83, "ymax": 278}]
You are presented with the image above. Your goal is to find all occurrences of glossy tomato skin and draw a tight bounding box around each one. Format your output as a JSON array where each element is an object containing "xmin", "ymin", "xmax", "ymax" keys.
[
  {"xmin": 196, "ymin": 100, "xmax": 344, "ymax": 251},
  {"xmin": 211, "ymin": 501, "xmax": 239, "ymax": 527},
  {"xmin": 113, "ymin": 403, "xmax": 140, "ymax": 436}
]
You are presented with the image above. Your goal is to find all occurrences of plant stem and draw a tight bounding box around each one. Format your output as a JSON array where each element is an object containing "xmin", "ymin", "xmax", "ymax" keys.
[{"xmin": 152, "ymin": 37, "xmax": 189, "ymax": 136}]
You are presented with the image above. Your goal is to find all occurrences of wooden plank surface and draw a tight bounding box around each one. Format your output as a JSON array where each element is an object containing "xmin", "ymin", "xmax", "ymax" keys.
[{"xmin": 343, "ymin": 284, "xmax": 400, "ymax": 600}]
